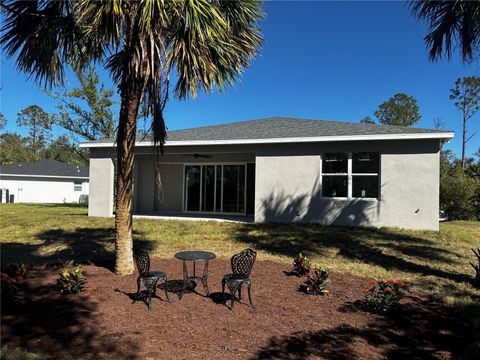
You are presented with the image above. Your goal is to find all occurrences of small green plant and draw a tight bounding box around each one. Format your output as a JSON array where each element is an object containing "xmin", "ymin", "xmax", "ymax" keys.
[
  {"xmin": 57, "ymin": 267, "xmax": 87, "ymax": 294},
  {"xmin": 292, "ymin": 253, "xmax": 311, "ymax": 276},
  {"xmin": 304, "ymin": 265, "xmax": 330, "ymax": 295},
  {"xmin": 5, "ymin": 261, "xmax": 28, "ymax": 279},
  {"xmin": 364, "ymin": 279, "xmax": 403, "ymax": 313}
]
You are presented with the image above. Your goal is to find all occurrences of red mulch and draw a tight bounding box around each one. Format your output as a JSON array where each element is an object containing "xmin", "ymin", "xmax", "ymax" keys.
[{"xmin": 0, "ymin": 259, "xmax": 473, "ymax": 359}]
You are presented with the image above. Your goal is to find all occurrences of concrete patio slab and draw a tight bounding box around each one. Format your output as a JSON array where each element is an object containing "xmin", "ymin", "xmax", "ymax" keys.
[{"xmin": 133, "ymin": 212, "xmax": 254, "ymax": 223}]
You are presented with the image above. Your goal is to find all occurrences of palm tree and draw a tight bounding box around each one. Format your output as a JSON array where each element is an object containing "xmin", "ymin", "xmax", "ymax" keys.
[
  {"xmin": 410, "ymin": 0, "xmax": 480, "ymax": 63},
  {"xmin": 2, "ymin": 0, "xmax": 263, "ymax": 275}
]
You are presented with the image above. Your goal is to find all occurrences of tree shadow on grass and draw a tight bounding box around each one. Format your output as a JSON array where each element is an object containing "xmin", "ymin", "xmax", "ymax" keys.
[
  {"xmin": 233, "ymin": 222, "xmax": 472, "ymax": 284},
  {"xmin": 252, "ymin": 297, "xmax": 476, "ymax": 360},
  {"xmin": 1, "ymin": 227, "xmax": 156, "ymax": 272},
  {"xmin": 1, "ymin": 278, "xmax": 139, "ymax": 359}
]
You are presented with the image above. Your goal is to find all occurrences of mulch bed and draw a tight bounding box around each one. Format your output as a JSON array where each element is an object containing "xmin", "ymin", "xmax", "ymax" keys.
[{"xmin": 1, "ymin": 259, "xmax": 473, "ymax": 359}]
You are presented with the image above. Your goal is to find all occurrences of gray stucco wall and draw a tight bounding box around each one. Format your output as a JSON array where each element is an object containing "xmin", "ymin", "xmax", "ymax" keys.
[
  {"xmin": 254, "ymin": 139, "xmax": 440, "ymax": 230},
  {"xmin": 134, "ymin": 157, "xmax": 184, "ymax": 213},
  {"xmin": 88, "ymin": 158, "xmax": 114, "ymax": 217}
]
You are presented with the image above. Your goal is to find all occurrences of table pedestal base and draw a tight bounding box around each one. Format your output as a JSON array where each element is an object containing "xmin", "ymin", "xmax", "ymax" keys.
[{"xmin": 180, "ymin": 260, "xmax": 210, "ymax": 299}]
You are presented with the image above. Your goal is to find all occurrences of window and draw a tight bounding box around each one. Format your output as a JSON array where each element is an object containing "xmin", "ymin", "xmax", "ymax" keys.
[
  {"xmin": 321, "ymin": 152, "xmax": 379, "ymax": 199},
  {"xmin": 321, "ymin": 153, "xmax": 348, "ymax": 197},
  {"xmin": 74, "ymin": 181, "xmax": 82, "ymax": 192},
  {"xmin": 352, "ymin": 152, "xmax": 379, "ymax": 198}
]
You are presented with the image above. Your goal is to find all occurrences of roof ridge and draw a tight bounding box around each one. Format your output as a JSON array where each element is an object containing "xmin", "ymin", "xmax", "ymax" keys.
[
  {"xmin": 167, "ymin": 116, "xmax": 449, "ymax": 134},
  {"xmin": 168, "ymin": 116, "xmax": 282, "ymax": 133}
]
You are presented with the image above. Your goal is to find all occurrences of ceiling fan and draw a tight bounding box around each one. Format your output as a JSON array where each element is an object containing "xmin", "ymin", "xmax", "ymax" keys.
[{"xmin": 182, "ymin": 153, "xmax": 213, "ymax": 159}]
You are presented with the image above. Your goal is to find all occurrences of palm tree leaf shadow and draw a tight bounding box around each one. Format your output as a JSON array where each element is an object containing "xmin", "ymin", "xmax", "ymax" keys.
[
  {"xmin": 1, "ymin": 227, "xmax": 156, "ymax": 272},
  {"xmin": 233, "ymin": 191, "xmax": 471, "ymax": 284}
]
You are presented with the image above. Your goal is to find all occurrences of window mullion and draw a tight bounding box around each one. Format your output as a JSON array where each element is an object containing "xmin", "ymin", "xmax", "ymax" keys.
[
  {"xmin": 221, "ymin": 165, "xmax": 224, "ymax": 213},
  {"xmin": 347, "ymin": 153, "xmax": 352, "ymax": 198}
]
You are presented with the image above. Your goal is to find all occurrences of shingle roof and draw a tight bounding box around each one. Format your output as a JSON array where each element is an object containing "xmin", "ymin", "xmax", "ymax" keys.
[
  {"xmin": 83, "ymin": 116, "xmax": 453, "ymax": 146},
  {"xmin": 0, "ymin": 159, "xmax": 88, "ymax": 178}
]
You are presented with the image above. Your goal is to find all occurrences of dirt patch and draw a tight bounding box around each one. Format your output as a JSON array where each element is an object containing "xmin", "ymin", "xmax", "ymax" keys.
[{"xmin": 1, "ymin": 259, "xmax": 472, "ymax": 359}]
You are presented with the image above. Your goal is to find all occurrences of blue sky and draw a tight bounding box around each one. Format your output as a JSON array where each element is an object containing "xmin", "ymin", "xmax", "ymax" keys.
[{"xmin": 1, "ymin": 1, "xmax": 479, "ymax": 157}]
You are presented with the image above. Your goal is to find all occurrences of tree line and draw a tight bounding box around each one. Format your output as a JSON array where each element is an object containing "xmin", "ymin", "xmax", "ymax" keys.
[
  {"xmin": 0, "ymin": 67, "xmax": 116, "ymax": 166},
  {"xmin": 360, "ymin": 77, "xmax": 480, "ymax": 168}
]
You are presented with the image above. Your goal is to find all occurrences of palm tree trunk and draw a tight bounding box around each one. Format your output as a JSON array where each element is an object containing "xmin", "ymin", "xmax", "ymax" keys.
[{"xmin": 114, "ymin": 76, "xmax": 143, "ymax": 275}]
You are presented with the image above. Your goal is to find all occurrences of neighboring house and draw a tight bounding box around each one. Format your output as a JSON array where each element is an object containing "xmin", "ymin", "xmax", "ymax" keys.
[
  {"xmin": 81, "ymin": 117, "xmax": 453, "ymax": 230},
  {"xmin": 0, "ymin": 159, "xmax": 89, "ymax": 204}
]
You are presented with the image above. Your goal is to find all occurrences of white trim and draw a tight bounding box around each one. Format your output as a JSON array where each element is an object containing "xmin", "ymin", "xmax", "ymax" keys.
[
  {"xmin": 347, "ymin": 153, "xmax": 353, "ymax": 198},
  {"xmin": 220, "ymin": 165, "xmax": 224, "ymax": 212},
  {"xmin": 0, "ymin": 173, "xmax": 89, "ymax": 180},
  {"xmin": 80, "ymin": 132, "xmax": 455, "ymax": 148}
]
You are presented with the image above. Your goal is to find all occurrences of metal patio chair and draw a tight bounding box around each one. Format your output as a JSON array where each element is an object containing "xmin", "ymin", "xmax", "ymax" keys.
[
  {"xmin": 221, "ymin": 248, "xmax": 257, "ymax": 310},
  {"xmin": 133, "ymin": 248, "xmax": 170, "ymax": 310}
]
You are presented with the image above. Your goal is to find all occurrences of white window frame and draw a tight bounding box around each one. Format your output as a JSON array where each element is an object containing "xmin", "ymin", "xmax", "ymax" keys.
[
  {"xmin": 320, "ymin": 152, "xmax": 380, "ymax": 200},
  {"xmin": 182, "ymin": 163, "xmax": 247, "ymax": 215}
]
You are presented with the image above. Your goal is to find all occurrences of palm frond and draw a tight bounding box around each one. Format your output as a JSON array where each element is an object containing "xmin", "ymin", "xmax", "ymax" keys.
[
  {"xmin": 410, "ymin": 0, "xmax": 480, "ymax": 63},
  {"xmin": 167, "ymin": 0, "xmax": 264, "ymax": 99},
  {"xmin": 1, "ymin": 0, "xmax": 79, "ymax": 87}
]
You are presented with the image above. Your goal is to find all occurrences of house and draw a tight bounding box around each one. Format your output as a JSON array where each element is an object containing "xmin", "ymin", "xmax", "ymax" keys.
[
  {"xmin": 0, "ymin": 159, "xmax": 89, "ymax": 204},
  {"xmin": 80, "ymin": 117, "xmax": 453, "ymax": 230}
]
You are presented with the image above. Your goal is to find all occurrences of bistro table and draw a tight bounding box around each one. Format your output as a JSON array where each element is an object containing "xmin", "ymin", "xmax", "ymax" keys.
[{"xmin": 174, "ymin": 251, "xmax": 216, "ymax": 298}]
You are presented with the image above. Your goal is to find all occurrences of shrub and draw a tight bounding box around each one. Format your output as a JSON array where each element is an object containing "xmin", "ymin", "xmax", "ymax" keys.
[
  {"xmin": 304, "ymin": 265, "xmax": 330, "ymax": 295},
  {"xmin": 5, "ymin": 261, "xmax": 28, "ymax": 279},
  {"xmin": 57, "ymin": 267, "xmax": 87, "ymax": 294},
  {"xmin": 364, "ymin": 279, "xmax": 403, "ymax": 313},
  {"xmin": 1, "ymin": 345, "xmax": 53, "ymax": 360},
  {"xmin": 292, "ymin": 253, "xmax": 311, "ymax": 276},
  {"xmin": 440, "ymin": 165, "xmax": 480, "ymax": 220}
]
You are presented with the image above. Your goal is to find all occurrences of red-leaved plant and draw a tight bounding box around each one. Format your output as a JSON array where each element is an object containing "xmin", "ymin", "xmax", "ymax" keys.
[
  {"xmin": 292, "ymin": 253, "xmax": 311, "ymax": 276},
  {"xmin": 1, "ymin": 272, "xmax": 23, "ymax": 284},
  {"xmin": 1, "ymin": 272, "xmax": 23, "ymax": 302},
  {"xmin": 364, "ymin": 278, "xmax": 403, "ymax": 313},
  {"xmin": 304, "ymin": 265, "xmax": 330, "ymax": 295}
]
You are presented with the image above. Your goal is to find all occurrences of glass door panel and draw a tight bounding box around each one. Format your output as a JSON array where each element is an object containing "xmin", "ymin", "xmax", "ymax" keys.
[
  {"xmin": 215, "ymin": 165, "xmax": 222, "ymax": 212},
  {"xmin": 222, "ymin": 165, "xmax": 245, "ymax": 213},
  {"xmin": 184, "ymin": 165, "xmax": 200, "ymax": 211},
  {"xmin": 201, "ymin": 165, "xmax": 216, "ymax": 212}
]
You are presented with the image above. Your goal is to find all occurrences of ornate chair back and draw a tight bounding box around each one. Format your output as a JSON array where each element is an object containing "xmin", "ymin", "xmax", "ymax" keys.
[
  {"xmin": 134, "ymin": 249, "xmax": 150, "ymax": 276},
  {"xmin": 231, "ymin": 248, "xmax": 257, "ymax": 277}
]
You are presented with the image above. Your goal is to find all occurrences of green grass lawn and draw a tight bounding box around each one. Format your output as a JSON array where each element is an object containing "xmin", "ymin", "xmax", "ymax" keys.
[{"xmin": 1, "ymin": 203, "xmax": 479, "ymax": 311}]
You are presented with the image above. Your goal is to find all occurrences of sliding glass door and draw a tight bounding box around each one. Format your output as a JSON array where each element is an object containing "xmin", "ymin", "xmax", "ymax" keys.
[{"xmin": 184, "ymin": 164, "xmax": 246, "ymax": 214}]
